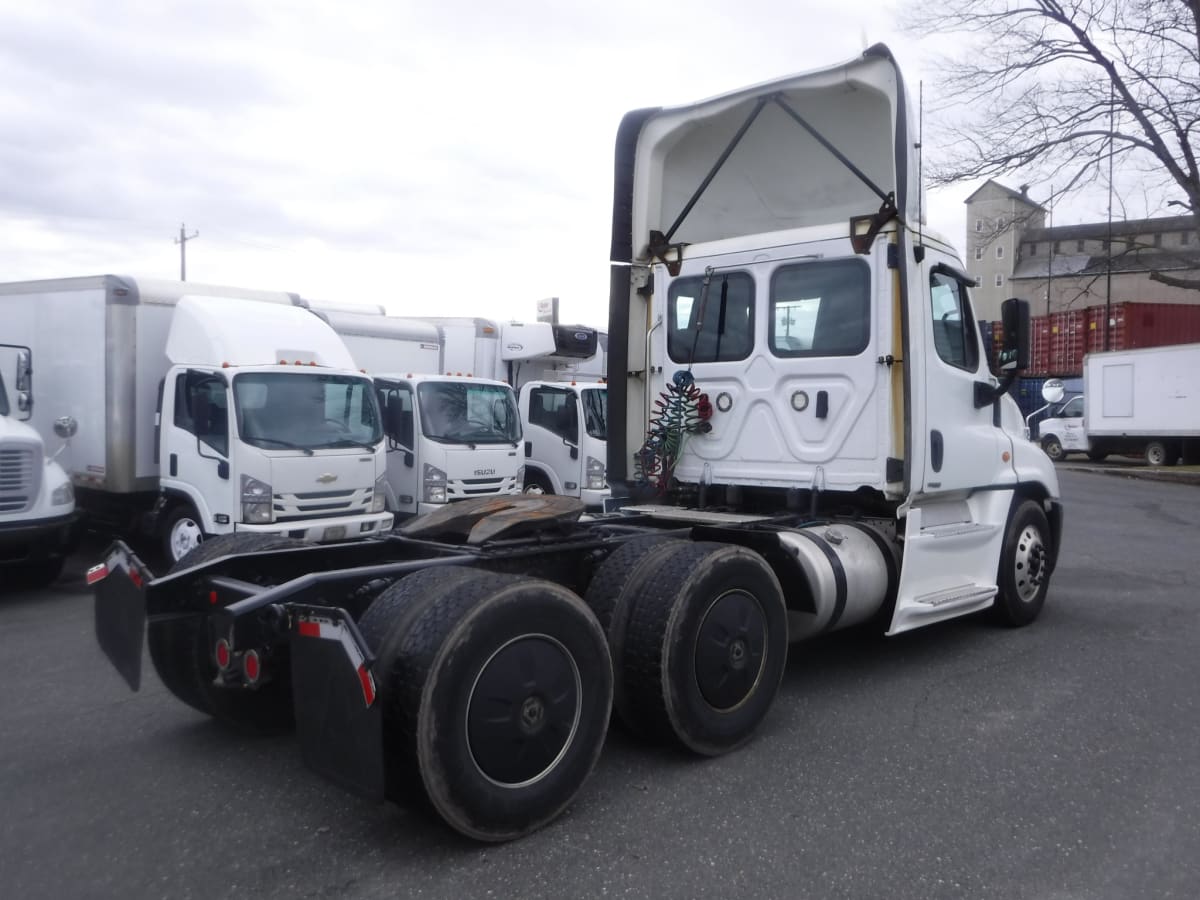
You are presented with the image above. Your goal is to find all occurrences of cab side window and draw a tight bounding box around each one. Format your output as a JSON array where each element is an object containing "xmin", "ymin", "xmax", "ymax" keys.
[
  {"xmin": 529, "ymin": 387, "xmax": 578, "ymax": 442},
  {"xmin": 174, "ymin": 372, "xmax": 229, "ymax": 456},
  {"xmin": 929, "ymin": 272, "xmax": 980, "ymax": 372}
]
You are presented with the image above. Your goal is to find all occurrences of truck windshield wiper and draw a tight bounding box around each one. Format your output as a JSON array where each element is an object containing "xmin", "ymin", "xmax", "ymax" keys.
[
  {"xmin": 327, "ymin": 438, "xmax": 380, "ymax": 452},
  {"xmin": 245, "ymin": 436, "xmax": 315, "ymax": 456}
]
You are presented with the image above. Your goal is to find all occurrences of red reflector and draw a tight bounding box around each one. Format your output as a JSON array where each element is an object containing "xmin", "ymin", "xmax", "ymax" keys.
[
  {"xmin": 128, "ymin": 569, "xmax": 143, "ymax": 588},
  {"xmin": 243, "ymin": 650, "xmax": 260, "ymax": 683},
  {"xmin": 298, "ymin": 621, "xmax": 321, "ymax": 638},
  {"xmin": 215, "ymin": 639, "xmax": 231, "ymax": 670},
  {"xmin": 357, "ymin": 664, "xmax": 376, "ymax": 706},
  {"xmin": 85, "ymin": 564, "xmax": 109, "ymax": 585},
  {"xmin": 209, "ymin": 590, "xmax": 218, "ymax": 605}
]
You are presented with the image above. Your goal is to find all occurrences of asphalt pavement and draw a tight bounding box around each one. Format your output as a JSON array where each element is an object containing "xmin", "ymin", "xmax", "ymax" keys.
[{"xmin": 2, "ymin": 467, "xmax": 1198, "ymax": 899}]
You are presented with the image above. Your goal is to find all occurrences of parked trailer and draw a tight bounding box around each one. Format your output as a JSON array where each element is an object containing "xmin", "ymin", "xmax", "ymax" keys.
[{"xmin": 92, "ymin": 46, "xmax": 1063, "ymax": 842}]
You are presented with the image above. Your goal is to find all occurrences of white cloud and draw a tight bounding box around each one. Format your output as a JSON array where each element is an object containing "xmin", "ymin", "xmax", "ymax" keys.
[{"xmin": 0, "ymin": 0, "xmax": 972, "ymax": 326}]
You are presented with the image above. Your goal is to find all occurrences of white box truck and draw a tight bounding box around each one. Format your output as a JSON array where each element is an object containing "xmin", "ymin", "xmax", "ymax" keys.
[
  {"xmin": 94, "ymin": 46, "xmax": 1063, "ymax": 843},
  {"xmin": 0, "ymin": 276, "xmax": 393, "ymax": 564},
  {"xmin": 1037, "ymin": 343, "xmax": 1200, "ymax": 465},
  {"xmin": 0, "ymin": 342, "xmax": 81, "ymax": 586},
  {"xmin": 308, "ymin": 308, "xmax": 525, "ymax": 516}
]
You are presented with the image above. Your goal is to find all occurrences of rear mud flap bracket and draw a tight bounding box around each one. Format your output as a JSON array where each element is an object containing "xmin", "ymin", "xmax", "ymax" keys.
[{"xmin": 290, "ymin": 605, "xmax": 385, "ymax": 802}]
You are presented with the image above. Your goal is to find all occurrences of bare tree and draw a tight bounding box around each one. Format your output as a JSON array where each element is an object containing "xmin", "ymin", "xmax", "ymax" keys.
[{"xmin": 904, "ymin": 0, "xmax": 1200, "ymax": 290}]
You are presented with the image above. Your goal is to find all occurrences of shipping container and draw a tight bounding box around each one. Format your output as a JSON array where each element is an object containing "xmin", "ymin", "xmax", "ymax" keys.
[{"xmin": 986, "ymin": 302, "xmax": 1200, "ymax": 377}]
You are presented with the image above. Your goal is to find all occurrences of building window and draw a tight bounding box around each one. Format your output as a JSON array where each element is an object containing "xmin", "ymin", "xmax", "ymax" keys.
[
  {"xmin": 995, "ymin": 273, "xmax": 1004, "ymax": 287},
  {"xmin": 1029, "ymin": 243, "xmax": 1037, "ymax": 256},
  {"xmin": 1102, "ymin": 239, "xmax": 1110, "ymax": 251},
  {"xmin": 1182, "ymin": 232, "xmax": 1191, "ymax": 245},
  {"xmin": 1153, "ymin": 233, "xmax": 1162, "ymax": 248},
  {"xmin": 1053, "ymin": 241, "xmax": 1062, "ymax": 253},
  {"xmin": 1076, "ymin": 240, "xmax": 1085, "ymax": 252},
  {"xmin": 974, "ymin": 247, "xmax": 983, "ymax": 260},
  {"xmin": 996, "ymin": 246, "xmax": 1004, "ymax": 259},
  {"xmin": 975, "ymin": 219, "xmax": 983, "ymax": 233}
]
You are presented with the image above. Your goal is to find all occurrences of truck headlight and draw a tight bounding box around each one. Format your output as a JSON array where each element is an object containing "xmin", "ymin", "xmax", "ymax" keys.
[
  {"xmin": 371, "ymin": 475, "xmax": 388, "ymax": 513},
  {"xmin": 423, "ymin": 463, "xmax": 448, "ymax": 504},
  {"xmin": 585, "ymin": 456, "xmax": 606, "ymax": 491},
  {"xmin": 51, "ymin": 481, "xmax": 74, "ymax": 507},
  {"xmin": 241, "ymin": 474, "xmax": 273, "ymax": 524}
]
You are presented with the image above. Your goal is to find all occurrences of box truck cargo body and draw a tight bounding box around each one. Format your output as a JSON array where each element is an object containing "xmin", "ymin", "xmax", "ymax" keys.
[{"xmin": 0, "ymin": 276, "xmax": 393, "ymax": 562}]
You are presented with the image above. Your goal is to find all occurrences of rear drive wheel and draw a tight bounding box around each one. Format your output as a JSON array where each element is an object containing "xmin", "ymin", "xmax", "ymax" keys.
[
  {"xmin": 1145, "ymin": 441, "xmax": 1171, "ymax": 467},
  {"xmin": 373, "ymin": 571, "xmax": 612, "ymax": 842},
  {"xmin": 161, "ymin": 504, "xmax": 206, "ymax": 565},
  {"xmin": 1041, "ymin": 436, "xmax": 1064, "ymax": 462},
  {"xmin": 147, "ymin": 533, "xmax": 306, "ymax": 732},
  {"xmin": 991, "ymin": 499, "xmax": 1051, "ymax": 627},
  {"xmin": 614, "ymin": 542, "xmax": 788, "ymax": 756}
]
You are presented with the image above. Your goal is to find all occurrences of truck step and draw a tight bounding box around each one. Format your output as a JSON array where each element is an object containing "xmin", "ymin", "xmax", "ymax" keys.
[{"xmin": 912, "ymin": 583, "xmax": 998, "ymax": 610}]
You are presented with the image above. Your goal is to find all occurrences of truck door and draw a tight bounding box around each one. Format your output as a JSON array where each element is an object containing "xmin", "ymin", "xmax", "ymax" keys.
[
  {"xmin": 159, "ymin": 368, "xmax": 234, "ymax": 528},
  {"xmin": 1058, "ymin": 396, "xmax": 1087, "ymax": 451},
  {"xmin": 918, "ymin": 260, "xmax": 1010, "ymax": 492},
  {"xmin": 376, "ymin": 380, "xmax": 418, "ymax": 515},
  {"xmin": 889, "ymin": 254, "xmax": 1013, "ymax": 634},
  {"xmin": 525, "ymin": 385, "xmax": 581, "ymax": 495}
]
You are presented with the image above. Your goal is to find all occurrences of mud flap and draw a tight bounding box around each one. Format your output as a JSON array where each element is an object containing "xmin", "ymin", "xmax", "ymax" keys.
[
  {"xmin": 290, "ymin": 605, "xmax": 384, "ymax": 802},
  {"xmin": 91, "ymin": 541, "xmax": 153, "ymax": 692}
]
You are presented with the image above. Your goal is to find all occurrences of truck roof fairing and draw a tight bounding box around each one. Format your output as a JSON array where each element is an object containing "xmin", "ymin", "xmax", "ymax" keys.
[{"xmin": 609, "ymin": 44, "xmax": 915, "ymax": 265}]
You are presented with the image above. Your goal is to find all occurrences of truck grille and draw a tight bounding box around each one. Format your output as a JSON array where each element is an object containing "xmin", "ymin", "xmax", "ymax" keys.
[
  {"xmin": 273, "ymin": 487, "xmax": 372, "ymax": 522},
  {"xmin": 448, "ymin": 476, "xmax": 514, "ymax": 498},
  {"xmin": 0, "ymin": 447, "xmax": 37, "ymax": 514}
]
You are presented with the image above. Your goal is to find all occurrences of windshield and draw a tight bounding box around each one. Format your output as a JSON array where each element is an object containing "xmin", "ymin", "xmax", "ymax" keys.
[
  {"xmin": 417, "ymin": 381, "xmax": 520, "ymax": 444},
  {"xmin": 582, "ymin": 388, "xmax": 606, "ymax": 440},
  {"xmin": 234, "ymin": 372, "xmax": 382, "ymax": 451}
]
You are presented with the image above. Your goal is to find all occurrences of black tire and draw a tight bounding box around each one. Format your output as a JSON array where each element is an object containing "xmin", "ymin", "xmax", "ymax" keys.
[
  {"xmin": 582, "ymin": 534, "xmax": 685, "ymax": 634},
  {"xmin": 356, "ymin": 565, "xmax": 495, "ymax": 803},
  {"xmin": 1041, "ymin": 435, "xmax": 1064, "ymax": 462},
  {"xmin": 991, "ymin": 499, "xmax": 1052, "ymax": 627},
  {"xmin": 376, "ymin": 571, "xmax": 612, "ymax": 842},
  {"xmin": 523, "ymin": 470, "xmax": 553, "ymax": 495},
  {"xmin": 147, "ymin": 533, "xmax": 305, "ymax": 732},
  {"xmin": 1145, "ymin": 440, "xmax": 1171, "ymax": 467},
  {"xmin": 1086, "ymin": 449, "xmax": 1107, "ymax": 462},
  {"xmin": 161, "ymin": 504, "xmax": 206, "ymax": 566},
  {"xmin": 615, "ymin": 542, "xmax": 788, "ymax": 756}
]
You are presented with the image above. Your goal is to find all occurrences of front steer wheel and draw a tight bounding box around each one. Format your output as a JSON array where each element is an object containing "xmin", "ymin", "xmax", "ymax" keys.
[
  {"xmin": 147, "ymin": 533, "xmax": 307, "ymax": 733},
  {"xmin": 365, "ymin": 569, "xmax": 612, "ymax": 842},
  {"xmin": 991, "ymin": 500, "xmax": 1052, "ymax": 627}
]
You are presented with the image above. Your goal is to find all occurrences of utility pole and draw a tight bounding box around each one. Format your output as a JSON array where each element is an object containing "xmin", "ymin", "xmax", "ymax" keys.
[{"xmin": 174, "ymin": 223, "xmax": 199, "ymax": 281}]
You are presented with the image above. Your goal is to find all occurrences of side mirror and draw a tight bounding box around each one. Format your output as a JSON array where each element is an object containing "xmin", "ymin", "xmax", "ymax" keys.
[
  {"xmin": 403, "ymin": 450, "xmax": 414, "ymax": 468},
  {"xmin": 15, "ymin": 349, "xmax": 32, "ymax": 393},
  {"xmin": 217, "ymin": 460, "xmax": 230, "ymax": 480},
  {"xmin": 16, "ymin": 391, "xmax": 32, "ymax": 415},
  {"xmin": 998, "ymin": 297, "xmax": 1030, "ymax": 372},
  {"xmin": 53, "ymin": 416, "xmax": 78, "ymax": 439}
]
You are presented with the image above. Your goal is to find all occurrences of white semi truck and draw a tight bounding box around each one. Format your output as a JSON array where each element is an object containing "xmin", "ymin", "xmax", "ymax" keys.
[
  {"xmin": 0, "ymin": 276, "xmax": 393, "ymax": 564},
  {"xmin": 93, "ymin": 46, "xmax": 1062, "ymax": 843},
  {"xmin": 1037, "ymin": 343, "xmax": 1200, "ymax": 466},
  {"xmin": 309, "ymin": 308, "xmax": 525, "ymax": 515},
  {"xmin": 0, "ymin": 343, "xmax": 81, "ymax": 586}
]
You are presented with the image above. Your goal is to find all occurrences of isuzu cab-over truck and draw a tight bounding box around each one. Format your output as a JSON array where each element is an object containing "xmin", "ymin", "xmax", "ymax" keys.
[
  {"xmin": 309, "ymin": 308, "xmax": 525, "ymax": 515},
  {"xmin": 0, "ymin": 276, "xmax": 393, "ymax": 565},
  {"xmin": 92, "ymin": 46, "xmax": 1062, "ymax": 843}
]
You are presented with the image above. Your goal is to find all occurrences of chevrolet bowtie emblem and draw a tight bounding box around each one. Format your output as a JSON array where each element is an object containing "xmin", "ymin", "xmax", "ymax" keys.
[{"xmin": 316, "ymin": 473, "xmax": 338, "ymax": 484}]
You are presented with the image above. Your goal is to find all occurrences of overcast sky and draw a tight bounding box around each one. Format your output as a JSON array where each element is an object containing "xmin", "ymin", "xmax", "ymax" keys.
[{"xmin": 0, "ymin": 1, "xmax": 1020, "ymax": 326}]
